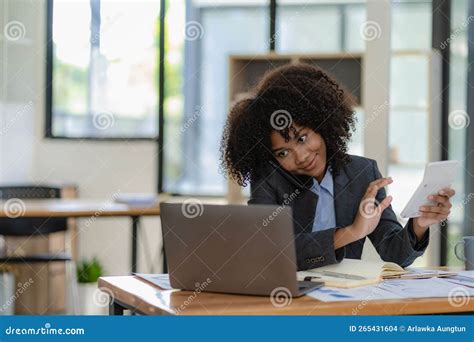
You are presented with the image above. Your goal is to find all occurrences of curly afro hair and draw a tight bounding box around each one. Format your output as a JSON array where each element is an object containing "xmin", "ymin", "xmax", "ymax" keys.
[{"xmin": 220, "ymin": 63, "xmax": 357, "ymax": 187}]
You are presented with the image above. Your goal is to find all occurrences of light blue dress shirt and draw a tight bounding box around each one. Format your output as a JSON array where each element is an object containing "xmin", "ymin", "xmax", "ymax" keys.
[{"xmin": 310, "ymin": 168, "xmax": 336, "ymax": 232}]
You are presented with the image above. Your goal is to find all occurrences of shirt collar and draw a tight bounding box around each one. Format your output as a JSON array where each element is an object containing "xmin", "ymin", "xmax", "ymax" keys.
[{"xmin": 313, "ymin": 168, "xmax": 334, "ymax": 196}]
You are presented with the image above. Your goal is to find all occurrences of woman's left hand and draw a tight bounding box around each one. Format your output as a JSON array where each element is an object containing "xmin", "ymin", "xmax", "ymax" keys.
[{"xmin": 413, "ymin": 188, "xmax": 456, "ymax": 229}]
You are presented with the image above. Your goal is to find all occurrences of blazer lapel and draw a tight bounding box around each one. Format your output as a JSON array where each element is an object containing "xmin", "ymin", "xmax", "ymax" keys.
[{"xmin": 333, "ymin": 167, "xmax": 359, "ymax": 227}]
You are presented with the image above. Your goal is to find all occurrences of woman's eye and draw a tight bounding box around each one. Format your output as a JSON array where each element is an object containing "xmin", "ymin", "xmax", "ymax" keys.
[
  {"xmin": 277, "ymin": 150, "xmax": 288, "ymax": 158},
  {"xmin": 298, "ymin": 134, "xmax": 307, "ymax": 143}
]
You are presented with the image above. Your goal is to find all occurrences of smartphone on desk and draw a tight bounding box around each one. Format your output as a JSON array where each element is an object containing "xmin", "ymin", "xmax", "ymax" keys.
[{"xmin": 400, "ymin": 160, "xmax": 459, "ymax": 219}]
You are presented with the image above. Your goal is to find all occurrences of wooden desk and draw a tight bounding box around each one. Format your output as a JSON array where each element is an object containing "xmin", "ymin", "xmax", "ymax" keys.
[
  {"xmin": 0, "ymin": 199, "xmax": 162, "ymax": 273},
  {"xmin": 98, "ymin": 275, "xmax": 474, "ymax": 315}
]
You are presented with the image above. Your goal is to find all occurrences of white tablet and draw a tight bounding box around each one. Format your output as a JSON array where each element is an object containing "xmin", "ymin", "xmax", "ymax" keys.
[{"xmin": 400, "ymin": 160, "xmax": 459, "ymax": 219}]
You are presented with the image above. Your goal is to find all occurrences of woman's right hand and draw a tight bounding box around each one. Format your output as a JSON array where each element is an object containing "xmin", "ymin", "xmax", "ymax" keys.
[{"xmin": 351, "ymin": 177, "xmax": 393, "ymax": 239}]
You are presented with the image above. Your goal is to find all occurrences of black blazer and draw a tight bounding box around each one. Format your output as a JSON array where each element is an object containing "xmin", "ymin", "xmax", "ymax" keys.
[{"xmin": 248, "ymin": 155, "xmax": 429, "ymax": 271}]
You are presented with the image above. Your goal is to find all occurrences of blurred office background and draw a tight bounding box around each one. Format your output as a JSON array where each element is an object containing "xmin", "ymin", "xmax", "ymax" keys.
[{"xmin": 1, "ymin": 0, "xmax": 473, "ymax": 313}]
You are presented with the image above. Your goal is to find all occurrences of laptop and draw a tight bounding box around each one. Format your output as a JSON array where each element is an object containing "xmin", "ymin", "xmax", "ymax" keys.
[{"xmin": 160, "ymin": 203, "xmax": 323, "ymax": 297}]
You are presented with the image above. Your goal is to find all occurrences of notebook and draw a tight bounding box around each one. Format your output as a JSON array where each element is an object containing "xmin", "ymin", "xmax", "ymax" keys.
[
  {"xmin": 297, "ymin": 259, "xmax": 458, "ymax": 288},
  {"xmin": 297, "ymin": 258, "xmax": 408, "ymax": 288}
]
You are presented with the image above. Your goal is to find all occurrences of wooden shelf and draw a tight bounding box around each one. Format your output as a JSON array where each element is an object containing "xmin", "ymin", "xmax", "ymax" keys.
[{"xmin": 229, "ymin": 53, "xmax": 363, "ymax": 106}]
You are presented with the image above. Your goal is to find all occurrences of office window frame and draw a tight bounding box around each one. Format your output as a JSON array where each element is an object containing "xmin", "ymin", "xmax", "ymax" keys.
[
  {"xmin": 45, "ymin": 0, "xmax": 163, "ymax": 141},
  {"xmin": 160, "ymin": 0, "xmax": 270, "ymax": 196}
]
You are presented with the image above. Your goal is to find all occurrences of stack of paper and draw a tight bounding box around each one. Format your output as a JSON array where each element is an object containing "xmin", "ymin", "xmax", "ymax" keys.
[{"xmin": 307, "ymin": 270, "xmax": 474, "ymax": 302}]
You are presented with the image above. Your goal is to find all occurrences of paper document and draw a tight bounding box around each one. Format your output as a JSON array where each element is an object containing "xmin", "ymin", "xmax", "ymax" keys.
[
  {"xmin": 441, "ymin": 270, "xmax": 474, "ymax": 288},
  {"xmin": 307, "ymin": 275, "xmax": 474, "ymax": 302},
  {"xmin": 391, "ymin": 267, "xmax": 457, "ymax": 279},
  {"xmin": 134, "ymin": 273, "xmax": 172, "ymax": 290}
]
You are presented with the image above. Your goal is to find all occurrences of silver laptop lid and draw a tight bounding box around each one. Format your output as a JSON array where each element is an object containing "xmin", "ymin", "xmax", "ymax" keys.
[{"xmin": 160, "ymin": 202, "xmax": 298, "ymax": 296}]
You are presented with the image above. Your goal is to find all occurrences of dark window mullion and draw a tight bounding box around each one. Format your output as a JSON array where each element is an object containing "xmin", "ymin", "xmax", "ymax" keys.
[
  {"xmin": 432, "ymin": 0, "xmax": 451, "ymax": 266},
  {"xmin": 45, "ymin": 0, "xmax": 54, "ymax": 137},
  {"xmin": 270, "ymin": 0, "xmax": 276, "ymax": 51},
  {"xmin": 158, "ymin": 0, "xmax": 166, "ymax": 193}
]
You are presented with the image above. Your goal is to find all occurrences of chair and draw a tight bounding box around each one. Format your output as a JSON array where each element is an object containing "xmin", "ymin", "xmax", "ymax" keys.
[{"xmin": 0, "ymin": 185, "xmax": 78, "ymax": 314}]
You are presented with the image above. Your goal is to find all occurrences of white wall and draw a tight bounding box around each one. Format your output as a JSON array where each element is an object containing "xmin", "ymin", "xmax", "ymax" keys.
[{"xmin": 1, "ymin": 0, "xmax": 162, "ymax": 276}]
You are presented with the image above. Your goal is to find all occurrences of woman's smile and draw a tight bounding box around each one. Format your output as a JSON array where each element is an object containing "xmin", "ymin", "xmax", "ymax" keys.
[{"xmin": 301, "ymin": 153, "xmax": 318, "ymax": 172}]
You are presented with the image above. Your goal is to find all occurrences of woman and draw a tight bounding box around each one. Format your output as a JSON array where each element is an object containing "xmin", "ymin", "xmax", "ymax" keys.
[{"xmin": 220, "ymin": 63, "xmax": 455, "ymax": 271}]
